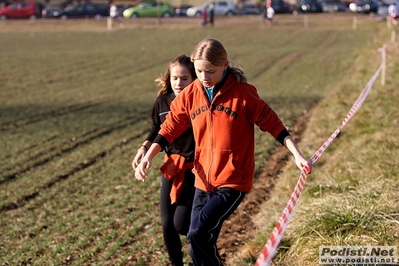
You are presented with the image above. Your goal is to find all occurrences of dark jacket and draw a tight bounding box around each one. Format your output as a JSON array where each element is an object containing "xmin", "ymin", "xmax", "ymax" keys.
[{"xmin": 146, "ymin": 92, "xmax": 195, "ymax": 161}]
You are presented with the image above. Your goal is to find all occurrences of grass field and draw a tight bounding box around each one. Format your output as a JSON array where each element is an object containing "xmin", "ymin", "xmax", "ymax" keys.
[{"xmin": 1, "ymin": 14, "xmax": 398, "ymax": 265}]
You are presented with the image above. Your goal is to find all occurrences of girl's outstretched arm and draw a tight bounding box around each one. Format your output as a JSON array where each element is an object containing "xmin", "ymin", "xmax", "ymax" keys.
[
  {"xmin": 132, "ymin": 140, "xmax": 152, "ymax": 170},
  {"xmin": 133, "ymin": 143, "xmax": 162, "ymax": 182},
  {"xmin": 284, "ymin": 135, "xmax": 312, "ymax": 174}
]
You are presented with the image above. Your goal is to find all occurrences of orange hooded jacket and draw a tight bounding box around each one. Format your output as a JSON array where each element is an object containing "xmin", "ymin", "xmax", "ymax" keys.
[{"xmin": 157, "ymin": 74, "xmax": 288, "ymax": 193}]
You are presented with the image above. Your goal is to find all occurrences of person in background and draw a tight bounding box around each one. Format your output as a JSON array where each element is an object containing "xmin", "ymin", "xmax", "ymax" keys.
[
  {"xmin": 201, "ymin": 6, "xmax": 207, "ymax": 26},
  {"xmin": 266, "ymin": 5, "xmax": 275, "ymax": 26},
  {"xmin": 132, "ymin": 55, "xmax": 197, "ymax": 266},
  {"xmin": 262, "ymin": 0, "xmax": 274, "ymax": 26},
  {"xmin": 134, "ymin": 38, "xmax": 312, "ymax": 266},
  {"xmin": 209, "ymin": 3, "xmax": 215, "ymax": 27},
  {"xmin": 388, "ymin": 3, "xmax": 398, "ymax": 25},
  {"xmin": 109, "ymin": 1, "xmax": 124, "ymax": 28}
]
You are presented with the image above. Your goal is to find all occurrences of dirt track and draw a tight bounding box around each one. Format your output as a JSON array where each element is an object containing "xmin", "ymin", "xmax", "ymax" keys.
[{"xmin": 218, "ymin": 107, "xmax": 313, "ymax": 265}]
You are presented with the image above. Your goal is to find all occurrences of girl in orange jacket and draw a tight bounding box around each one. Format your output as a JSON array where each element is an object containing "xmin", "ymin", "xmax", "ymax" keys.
[{"xmin": 134, "ymin": 39, "xmax": 312, "ymax": 266}]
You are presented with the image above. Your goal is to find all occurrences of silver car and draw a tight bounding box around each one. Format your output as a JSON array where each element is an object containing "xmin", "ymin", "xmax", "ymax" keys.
[{"xmin": 186, "ymin": 0, "xmax": 237, "ymax": 17}]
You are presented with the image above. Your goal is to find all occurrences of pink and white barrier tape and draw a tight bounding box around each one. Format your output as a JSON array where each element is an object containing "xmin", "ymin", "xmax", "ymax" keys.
[{"xmin": 255, "ymin": 45, "xmax": 386, "ymax": 266}]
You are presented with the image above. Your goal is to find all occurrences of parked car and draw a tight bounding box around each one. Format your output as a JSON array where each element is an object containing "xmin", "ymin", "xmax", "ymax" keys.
[
  {"xmin": 349, "ymin": 0, "xmax": 379, "ymax": 13},
  {"xmin": 296, "ymin": 0, "xmax": 324, "ymax": 12},
  {"xmin": 238, "ymin": 3, "xmax": 261, "ymax": 14},
  {"xmin": 41, "ymin": 2, "xmax": 67, "ymax": 18},
  {"xmin": 52, "ymin": 3, "xmax": 109, "ymax": 19},
  {"xmin": 0, "ymin": 1, "xmax": 42, "ymax": 20},
  {"xmin": 186, "ymin": 0, "xmax": 237, "ymax": 17},
  {"xmin": 271, "ymin": 0, "xmax": 293, "ymax": 13},
  {"xmin": 123, "ymin": 1, "xmax": 174, "ymax": 18},
  {"xmin": 320, "ymin": 0, "xmax": 347, "ymax": 12},
  {"xmin": 116, "ymin": 4, "xmax": 132, "ymax": 17},
  {"xmin": 174, "ymin": 3, "xmax": 192, "ymax": 16}
]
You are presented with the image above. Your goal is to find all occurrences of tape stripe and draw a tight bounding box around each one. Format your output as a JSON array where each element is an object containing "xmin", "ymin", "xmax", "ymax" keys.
[{"xmin": 255, "ymin": 46, "xmax": 386, "ymax": 266}]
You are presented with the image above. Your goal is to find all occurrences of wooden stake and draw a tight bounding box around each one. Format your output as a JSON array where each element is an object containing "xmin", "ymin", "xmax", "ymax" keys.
[
  {"xmin": 107, "ymin": 17, "xmax": 113, "ymax": 30},
  {"xmin": 353, "ymin": 17, "xmax": 357, "ymax": 30},
  {"xmin": 381, "ymin": 45, "xmax": 386, "ymax": 86},
  {"xmin": 387, "ymin": 16, "xmax": 391, "ymax": 29}
]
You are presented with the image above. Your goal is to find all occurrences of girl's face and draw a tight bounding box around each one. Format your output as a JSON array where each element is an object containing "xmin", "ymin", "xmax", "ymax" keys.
[
  {"xmin": 193, "ymin": 59, "xmax": 227, "ymax": 88},
  {"xmin": 170, "ymin": 64, "xmax": 195, "ymax": 95}
]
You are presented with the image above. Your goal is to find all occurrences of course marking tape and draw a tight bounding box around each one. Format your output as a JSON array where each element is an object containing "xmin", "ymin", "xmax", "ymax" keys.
[{"xmin": 255, "ymin": 45, "xmax": 386, "ymax": 266}]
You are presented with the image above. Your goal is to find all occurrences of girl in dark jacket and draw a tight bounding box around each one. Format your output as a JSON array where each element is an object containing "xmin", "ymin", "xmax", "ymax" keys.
[{"xmin": 132, "ymin": 54, "xmax": 196, "ymax": 266}]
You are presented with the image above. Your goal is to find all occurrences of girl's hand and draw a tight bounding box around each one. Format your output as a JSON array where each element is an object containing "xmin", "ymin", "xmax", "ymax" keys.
[
  {"xmin": 296, "ymin": 156, "xmax": 312, "ymax": 174},
  {"xmin": 283, "ymin": 136, "xmax": 312, "ymax": 175},
  {"xmin": 132, "ymin": 148, "xmax": 146, "ymax": 170},
  {"xmin": 135, "ymin": 160, "xmax": 151, "ymax": 182},
  {"xmin": 133, "ymin": 142, "xmax": 161, "ymax": 182}
]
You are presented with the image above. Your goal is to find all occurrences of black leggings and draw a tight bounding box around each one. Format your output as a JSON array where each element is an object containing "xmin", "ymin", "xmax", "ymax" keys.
[{"xmin": 160, "ymin": 169, "xmax": 195, "ymax": 266}]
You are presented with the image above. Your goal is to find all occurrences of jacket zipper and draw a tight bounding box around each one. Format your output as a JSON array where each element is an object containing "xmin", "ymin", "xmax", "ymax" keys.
[
  {"xmin": 206, "ymin": 90, "xmax": 215, "ymax": 192},
  {"xmin": 207, "ymin": 104, "xmax": 213, "ymax": 192}
]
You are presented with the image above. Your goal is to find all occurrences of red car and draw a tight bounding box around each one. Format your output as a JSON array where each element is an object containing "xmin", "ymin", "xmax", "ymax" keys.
[{"xmin": 0, "ymin": 1, "xmax": 42, "ymax": 20}]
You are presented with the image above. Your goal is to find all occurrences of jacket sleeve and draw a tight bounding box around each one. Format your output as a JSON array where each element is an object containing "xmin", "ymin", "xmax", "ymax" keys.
[
  {"xmin": 157, "ymin": 91, "xmax": 190, "ymax": 144},
  {"xmin": 243, "ymin": 84, "xmax": 288, "ymax": 142},
  {"xmin": 146, "ymin": 97, "xmax": 162, "ymax": 142}
]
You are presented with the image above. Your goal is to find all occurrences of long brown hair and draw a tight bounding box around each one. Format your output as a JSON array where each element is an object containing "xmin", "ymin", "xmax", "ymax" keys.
[
  {"xmin": 155, "ymin": 55, "xmax": 196, "ymax": 96},
  {"xmin": 190, "ymin": 38, "xmax": 247, "ymax": 83}
]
